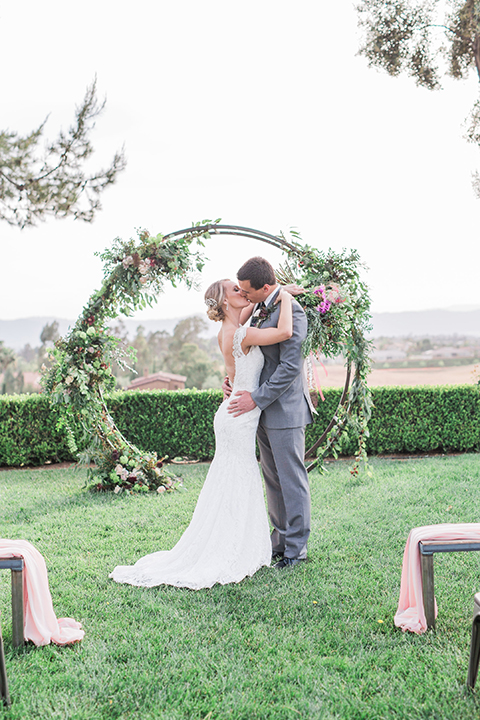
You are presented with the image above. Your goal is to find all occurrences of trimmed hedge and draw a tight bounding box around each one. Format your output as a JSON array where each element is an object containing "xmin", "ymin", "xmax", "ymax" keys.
[
  {"xmin": 0, "ymin": 393, "xmax": 73, "ymax": 467},
  {"xmin": 365, "ymin": 385, "xmax": 480, "ymax": 455},
  {"xmin": 1, "ymin": 385, "xmax": 479, "ymax": 468},
  {"xmin": 110, "ymin": 389, "xmax": 219, "ymax": 461}
]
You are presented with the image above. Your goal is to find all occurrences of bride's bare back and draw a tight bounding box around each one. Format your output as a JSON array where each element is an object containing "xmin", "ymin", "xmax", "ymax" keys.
[{"xmin": 218, "ymin": 325, "xmax": 238, "ymax": 384}]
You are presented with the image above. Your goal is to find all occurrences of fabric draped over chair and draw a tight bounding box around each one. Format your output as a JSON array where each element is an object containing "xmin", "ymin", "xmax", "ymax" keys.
[
  {"xmin": 0, "ymin": 539, "xmax": 84, "ymax": 646},
  {"xmin": 394, "ymin": 523, "xmax": 480, "ymax": 634}
]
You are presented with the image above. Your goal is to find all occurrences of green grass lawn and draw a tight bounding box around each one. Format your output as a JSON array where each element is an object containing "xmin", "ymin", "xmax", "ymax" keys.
[{"xmin": 1, "ymin": 454, "xmax": 480, "ymax": 719}]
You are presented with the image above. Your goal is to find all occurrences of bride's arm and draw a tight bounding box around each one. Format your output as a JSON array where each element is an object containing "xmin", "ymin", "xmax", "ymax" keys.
[
  {"xmin": 243, "ymin": 289, "xmax": 293, "ymax": 348},
  {"xmin": 239, "ymin": 302, "xmax": 255, "ymax": 325}
]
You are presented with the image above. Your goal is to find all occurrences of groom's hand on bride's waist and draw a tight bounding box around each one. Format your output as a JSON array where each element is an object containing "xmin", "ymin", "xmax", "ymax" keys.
[{"xmin": 228, "ymin": 391, "xmax": 257, "ymax": 417}]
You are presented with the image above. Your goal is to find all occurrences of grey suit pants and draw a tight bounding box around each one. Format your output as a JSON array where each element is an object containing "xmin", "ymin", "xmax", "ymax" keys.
[{"xmin": 256, "ymin": 421, "xmax": 311, "ymax": 560}]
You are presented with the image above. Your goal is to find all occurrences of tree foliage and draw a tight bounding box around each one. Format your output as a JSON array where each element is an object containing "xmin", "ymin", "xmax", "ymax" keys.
[
  {"xmin": 357, "ymin": 0, "xmax": 480, "ymax": 195},
  {"xmin": 0, "ymin": 78, "xmax": 126, "ymax": 228},
  {"xmin": 0, "ymin": 341, "xmax": 23, "ymax": 395},
  {"xmin": 40, "ymin": 321, "xmax": 60, "ymax": 346},
  {"xmin": 357, "ymin": 0, "xmax": 480, "ymax": 88},
  {"xmin": 162, "ymin": 317, "xmax": 221, "ymax": 389},
  {"xmin": 0, "ymin": 341, "xmax": 15, "ymax": 372},
  {"xmin": 127, "ymin": 318, "xmax": 221, "ymax": 390},
  {"xmin": 1, "ymin": 366, "xmax": 24, "ymax": 395},
  {"xmin": 0, "ymin": 317, "xmax": 222, "ymax": 397}
]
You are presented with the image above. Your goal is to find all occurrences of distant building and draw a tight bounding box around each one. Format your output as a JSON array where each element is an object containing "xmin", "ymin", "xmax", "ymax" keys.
[
  {"xmin": 372, "ymin": 349, "xmax": 407, "ymax": 362},
  {"xmin": 127, "ymin": 370, "xmax": 186, "ymax": 391},
  {"xmin": 421, "ymin": 347, "xmax": 475, "ymax": 359}
]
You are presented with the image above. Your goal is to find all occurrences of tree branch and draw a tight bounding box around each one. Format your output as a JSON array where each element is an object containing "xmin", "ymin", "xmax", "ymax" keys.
[{"xmin": 0, "ymin": 77, "xmax": 126, "ymax": 228}]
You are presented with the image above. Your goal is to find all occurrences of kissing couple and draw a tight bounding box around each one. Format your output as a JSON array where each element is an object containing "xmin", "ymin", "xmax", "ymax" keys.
[{"xmin": 110, "ymin": 256, "xmax": 314, "ymax": 589}]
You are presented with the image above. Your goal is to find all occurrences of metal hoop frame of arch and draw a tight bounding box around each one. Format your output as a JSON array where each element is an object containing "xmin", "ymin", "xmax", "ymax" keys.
[{"xmin": 43, "ymin": 221, "xmax": 371, "ymax": 491}]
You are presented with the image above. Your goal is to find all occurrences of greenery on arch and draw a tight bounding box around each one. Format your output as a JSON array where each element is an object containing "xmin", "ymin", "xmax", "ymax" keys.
[
  {"xmin": 275, "ymin": 232, "xmax": 373, "ymax": 475},
  {"xmin": 42, "ymin": 221, "xmax": 373, "ymax": 491},
  {"xmin": 42, "ymin": 223, "xmax": 210, "ymax": 493}
]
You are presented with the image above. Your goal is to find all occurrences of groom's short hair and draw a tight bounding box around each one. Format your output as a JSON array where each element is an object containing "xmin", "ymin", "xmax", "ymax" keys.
[{"xmin": 237, "ymin": 256, "xmax": 276, "ymax": 289}]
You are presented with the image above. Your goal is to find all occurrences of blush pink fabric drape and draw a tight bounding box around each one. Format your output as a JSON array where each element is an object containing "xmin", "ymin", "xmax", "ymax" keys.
[
  {"xmin": 0, "ymin": 539, "xmax": 84, "ymax": 646},
  {"xmin": 394, "ymin": 523, "xmax": 480, "ymax": 634}
]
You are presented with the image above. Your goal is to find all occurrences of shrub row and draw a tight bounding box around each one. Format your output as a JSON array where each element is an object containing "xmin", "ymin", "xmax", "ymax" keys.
[
  {"xmin": 1, "ymin": 385, "xmax": 479, "ymax": 468},
  {"xmin": 364, "ymin": 385, "xmax": 480, "ymax": 455},
  {"xmin": 0, "ymin": 393, "xmax": 73, "ymax": 467}
]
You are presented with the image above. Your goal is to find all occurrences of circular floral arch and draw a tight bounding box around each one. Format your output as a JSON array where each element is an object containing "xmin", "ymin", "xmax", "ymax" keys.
[{"xmin": 43, "ymin": 221, "xmax": 372, "ymax": 491}]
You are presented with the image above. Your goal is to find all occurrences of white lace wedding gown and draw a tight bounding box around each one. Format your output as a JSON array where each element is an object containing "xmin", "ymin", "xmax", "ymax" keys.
[{"xmin": 109, "ymin": 326, "xmax": 272, "ymax": 589}]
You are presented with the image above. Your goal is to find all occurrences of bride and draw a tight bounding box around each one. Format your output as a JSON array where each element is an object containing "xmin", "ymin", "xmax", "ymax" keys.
[{"xmin": 109, "ymin": 279, "xmax": 294, "ymax": 590}]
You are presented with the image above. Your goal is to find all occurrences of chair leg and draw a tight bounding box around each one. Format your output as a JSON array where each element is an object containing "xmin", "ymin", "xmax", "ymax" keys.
[
  {"xmin": 467, "ymin": 617, "xmax": 480, "ymax": 688},
  {"xmin": 420, "ymin": 552, "xmax": 435, "ymax": 629},
  {"xmin": 11, "ymin": 568, "xmax": 24, "ymax": 648},
  {"xmin": 0, "ymin": 619, "xmax": 11, "ymax": 707}
]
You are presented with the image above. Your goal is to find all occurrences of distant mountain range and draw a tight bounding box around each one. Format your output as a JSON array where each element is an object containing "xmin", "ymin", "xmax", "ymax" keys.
[
  {"xmin": 0, "ymin": 309, "xmax": 479, "ymax": 350},
  {"xmin": 371, "ymin": 309, "xmax": 480, "ymax": 338},
  {"xmin": 0, "ymin": 317, "xmax": 189, "ymax": 351}
]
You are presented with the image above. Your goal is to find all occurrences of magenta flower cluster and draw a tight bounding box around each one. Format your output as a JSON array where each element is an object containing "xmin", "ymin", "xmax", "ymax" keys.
[{"xmin": 313, "ymin": 285, "xmax": 331, "ymax": 314}]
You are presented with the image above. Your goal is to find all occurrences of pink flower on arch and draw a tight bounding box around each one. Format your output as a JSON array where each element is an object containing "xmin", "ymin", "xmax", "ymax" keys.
[{"xmin": 326, "ymin": 282, "xmax": 346, "ymax": 305}]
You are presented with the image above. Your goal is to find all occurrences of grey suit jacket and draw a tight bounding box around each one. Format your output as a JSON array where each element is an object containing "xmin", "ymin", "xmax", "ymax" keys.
[{"xmin": 251, "ymin": 298, "xmax": 313, "ymax": 429}]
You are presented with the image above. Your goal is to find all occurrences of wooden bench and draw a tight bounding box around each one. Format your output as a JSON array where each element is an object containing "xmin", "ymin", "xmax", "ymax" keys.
[
  {"xmin": 0, "ymin": 558, "xmax": 25, "ymax": 648},
  {"xmin": 419, "ymin": 539, "xmax": 480, "ymax": 629}
]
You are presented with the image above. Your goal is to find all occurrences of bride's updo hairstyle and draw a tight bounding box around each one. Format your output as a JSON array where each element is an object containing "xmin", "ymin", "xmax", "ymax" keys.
[{"xmin": 204, "ymin": 279, "xmax": 228, "ymax": 322}]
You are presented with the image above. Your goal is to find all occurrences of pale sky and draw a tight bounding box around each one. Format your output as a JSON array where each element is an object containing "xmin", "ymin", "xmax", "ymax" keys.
[{"xmin": 1, "ymin": 0, "xmax": 479, "ymax": 326}]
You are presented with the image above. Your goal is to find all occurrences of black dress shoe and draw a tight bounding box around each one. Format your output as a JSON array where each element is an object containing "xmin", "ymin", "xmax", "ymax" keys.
[
  {"xmin": 274, "ymin": 557, "xmax": 304, "ymax": 570},
  {"xmin": 271, "ymin": 551, "xmax": 284, "ymax": 563}
]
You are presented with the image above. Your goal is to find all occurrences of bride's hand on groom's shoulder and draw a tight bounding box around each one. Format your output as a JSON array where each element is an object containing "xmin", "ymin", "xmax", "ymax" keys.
[
  {"xmin": 222, "ymin": 376, "xmax": 232, "ymax": 399},
  {"xmin": 279, "ymin": 283, "xmax": 304, "ymax": 298}
]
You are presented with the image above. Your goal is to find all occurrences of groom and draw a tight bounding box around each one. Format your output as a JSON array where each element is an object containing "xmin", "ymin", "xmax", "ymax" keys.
[{"xmin": 227, "ymin": 256, "xmax": 313, "ymax": 568}]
